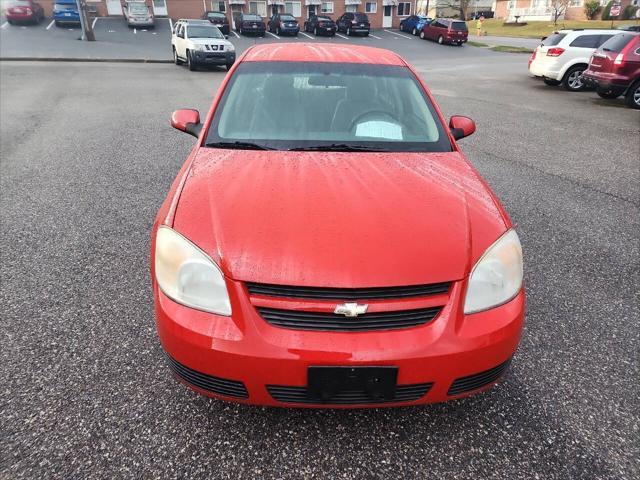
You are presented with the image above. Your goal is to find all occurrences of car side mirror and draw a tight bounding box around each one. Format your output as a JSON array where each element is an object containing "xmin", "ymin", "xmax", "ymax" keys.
[
  {"xmin": 171, "ymin": 109, "xmax": 202, "ymax": 138},
  {"xmin": 449, "ymin": 116, "xmax": 476, "ymax": 140},
  {"xmin": 225, "ymin": 34, "xmax": 229, "ymax": 39}
]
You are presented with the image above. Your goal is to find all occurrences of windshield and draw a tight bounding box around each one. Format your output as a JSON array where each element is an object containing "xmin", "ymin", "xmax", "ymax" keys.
[
  {"xmin": 280, "ymin": 14, "xmax": 296, "ymax": 21},
  {"xmin": 243, "ymin": 14, "xmax": 262, "ymax": 21},
  {"xmin": 317, "ymin": 16, "xmax": 332, "ymax": 22},
  {"xmin": 129, "ymin": 4, "xmax": 149, "ymax": 14},
  {"xmin": 55, "ymin": 3, "xmax": 77, "ymax": 10},
  {"xmin": 187, "ymin": 25, "xmax": 224, "ymax": 39},
  {"xmin": 354, "ymin": 13, "xmax": 368, "ymax": 22},
  {"xmin": 10, "ymin": 1, "xmax": 31, "ymax": 6},
  {"xmin": 206, "ymin": 62, "xmax": 450, "ymax": 152},
  {"xmin": 207, "ymin": 12, "xmax": 226, "ymax": 19}
]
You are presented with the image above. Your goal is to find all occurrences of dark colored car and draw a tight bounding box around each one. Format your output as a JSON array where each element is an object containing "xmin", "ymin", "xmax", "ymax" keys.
[
  {"xmin": 304, "ymin": 14, "xmax": 336, "ymax": 36},
  {"xmin": 233, "ymin": 12, "xmax": 266, "ymax": 36},
  {"xmin": 268, "ymin": 13, "xmax": 299, "ymax": 36},
  {"xmin": 420, "ymin": 18, "xmax": 468, "ymax": 46},
  {"xmin": 617, "ymin": 25, "xmax": 640, "ymax": 32},
  {"xmin": 582, "ymin": 32, "xmax": 640, "ymax": 109},
  {"xmin": 336, "ymin": 12, "xmax": 370, "ymax": 36},
  {"xmin": 469, "ymin": 11, "xmax": 494, "ymax": 20},
  {"xmin": 399, "ymin": 15, "xmax": 431, "ymax": 36},
  {"xmin": 4, "ymin": 0, "xmax": 44, "ymax": 24},
  {"xmin": 201, "ymin": 11, "xmax": 230, "ymax": 35}
]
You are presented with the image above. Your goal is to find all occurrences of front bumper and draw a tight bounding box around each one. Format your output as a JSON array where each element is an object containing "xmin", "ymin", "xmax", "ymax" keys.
[
  {"xmin": 155, "ymin": 278, "xmax": 525, "ymax": 407},
  {"xmin": 192, "ymin": 51, "xmax": 235, "ymax": 65}
]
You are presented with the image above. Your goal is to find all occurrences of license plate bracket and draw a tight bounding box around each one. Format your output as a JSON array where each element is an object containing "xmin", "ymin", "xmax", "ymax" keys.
[{"xmin": 308, "ymin": 366, "xmax": 398, "ymax": 402}]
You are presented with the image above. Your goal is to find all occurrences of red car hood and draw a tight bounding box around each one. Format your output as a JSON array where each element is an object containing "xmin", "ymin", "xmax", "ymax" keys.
[{"xmin": 172, "ymin": 150, "xmax": 507, "ymax": 286}]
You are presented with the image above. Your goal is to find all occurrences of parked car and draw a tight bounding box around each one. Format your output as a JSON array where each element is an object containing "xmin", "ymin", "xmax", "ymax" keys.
[
  {"xmin": 171, "ymin": 19, "xmax": 235, "ymax": 71},
  {"xmin": 233, "ymin": 12, "xmax": 266, "ymax": 36},
  {"xmin": 399, "ymin": 15, "xmax": 431, "ymax": 36},
  {"xmin": 268, "ymin": 13, "xmax": 299, "ymax": 36},
  {"xmin": 4, "ymin": 0, "xmax": 44, "ymax": 24},
  {"xmin": 617, "ymin": 25, "xmax": 640, "ymax": 32},
  {"xmin": 582, "ymin": 32, "xmax": 640, "ymax": 109},
  {"xmin": 201, "ymin": 10, "xmax": 230, "ymax": 35},
  {"xmin": 156, "ymin": 43, "xmax": 525, "ymax": 407},
  {"xmin": 336, "ymin": 12, "xmax": 370, "ymax": 36},
  {"xmin": 469, "ymin": 11, "xmax": 494, "ymax": 20},
  {"xmin": 304, "ymin": 14, "xmax": 336, "ymax": 36},
  {"xmin": 419, "ymin": 18, "xmax": 468, "ymax": 45},
  {"xmin": 52, "ymin": 0, "xmax": 80, "ymax": 27},
  {"xmin": 528, "ymin": 29, "xmax": 618, "ymax": 91},
  {"xmin": 123, "ymin": 1, "xmax": 154, "ymax": 28}
]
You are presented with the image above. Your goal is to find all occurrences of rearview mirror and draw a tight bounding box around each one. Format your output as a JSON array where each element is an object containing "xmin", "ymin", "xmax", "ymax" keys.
[
  {"xmin": 171, "ymin": 109, "xmax": 202, "ymax": 138},
  {"xmin": 449, "ymin": 116, "xmax": 476, "ymax": 140}
]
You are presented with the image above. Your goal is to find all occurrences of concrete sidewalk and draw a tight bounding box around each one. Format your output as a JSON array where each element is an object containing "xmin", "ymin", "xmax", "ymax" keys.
[{"xmin": 473, "ymin": 35, "xmax": 542, "ymax": 50}]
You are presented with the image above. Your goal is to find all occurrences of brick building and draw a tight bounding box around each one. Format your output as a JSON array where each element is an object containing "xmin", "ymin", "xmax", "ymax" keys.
[
  {"xmin": 494, "ymin": 0, "xmax": 637, "ymax": 21},
  {"xmin": 34, "ymin": 0, "xmax": 417, "ymax": 29}
]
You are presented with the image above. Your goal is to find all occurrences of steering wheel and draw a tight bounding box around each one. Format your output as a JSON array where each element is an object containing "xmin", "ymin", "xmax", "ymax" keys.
[{"xmin": 348, "ymin": 110, "xmax": 402, "ymax": 133}]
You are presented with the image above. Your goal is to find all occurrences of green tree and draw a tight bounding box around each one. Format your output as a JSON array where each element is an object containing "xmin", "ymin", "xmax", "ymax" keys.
[{"xmin": 584, "ymin": 0, "xmax": 600, "ymax": 20}]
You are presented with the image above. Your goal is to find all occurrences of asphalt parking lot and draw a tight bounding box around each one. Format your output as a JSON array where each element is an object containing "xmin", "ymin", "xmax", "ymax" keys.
[{"xmin": 1, "ymin": 32, "xmax": 639, "ymax": 480}]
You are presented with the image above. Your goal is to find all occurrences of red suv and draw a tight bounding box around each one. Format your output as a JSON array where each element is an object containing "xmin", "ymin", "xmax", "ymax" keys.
[
  {"xmin": 419, "ymin": 18, "xmax": 468, "ymax": 46},
  {"xmin": 582, "ymin": 32, "xmax": 640, "ymax": 109}
]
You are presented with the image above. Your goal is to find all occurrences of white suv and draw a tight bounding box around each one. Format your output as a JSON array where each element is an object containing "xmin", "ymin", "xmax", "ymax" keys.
[
  {"xmin": 529, "ymin": 29, "xmax": 619, "ymax": 91},
  {"xmin": 171, "ymin": 19, "xmax": 236, "ymax": 71}
]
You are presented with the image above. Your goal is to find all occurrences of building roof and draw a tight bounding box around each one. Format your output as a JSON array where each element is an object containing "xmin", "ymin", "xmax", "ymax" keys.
[{"xmin": 242, "ymin": 43, "xmax": 407, "ymax": 65}]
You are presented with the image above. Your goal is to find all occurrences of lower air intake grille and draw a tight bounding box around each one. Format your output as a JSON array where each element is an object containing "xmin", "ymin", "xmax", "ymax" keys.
[
  {"xmin": 246, "ymin": 282, "xmax": 451, "ymax": 300},
  {"xmin": 257, "ymin": 307, "xmax": 442, "ymax": 332},
  {"xmin": 447, "ymin": 359, "xmax": 511, "ymax": 396},
  {"xmin": 167, "ymin": 355, "xmax": 248, "ymax": 399},
  {"xmin": 267, "ymin": 383, "xmax": 433, "ymax": 404}
]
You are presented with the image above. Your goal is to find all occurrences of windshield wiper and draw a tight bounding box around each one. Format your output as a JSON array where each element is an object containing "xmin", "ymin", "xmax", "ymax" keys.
[
  {"xmin": 289, "ymin": 143, "xmax": 384, "ymax": 152},
  {"xmin": 206, "ymin": 141, "xmax": 275, "ymax": 150}
]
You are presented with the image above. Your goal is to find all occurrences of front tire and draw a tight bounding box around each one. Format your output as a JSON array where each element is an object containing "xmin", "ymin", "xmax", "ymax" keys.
[
  {"xmin": 225, "ymin": 62, "xmax": 234, "ymax": 70},
  {"xmin": 437, "ymin": 35, "xmax": 444, "ymax": 45},
  {"xmin": 562, "ymin": 65, "xmax": 586, "ymax": 91},
  {"xmin": 187, "ymin": 51, "xmax": 197, "ymax": 71},
  {"xmin": 412, "ymin": 27, "xmax": 417, "ymax": 35},
  {"xmin": 624, "ymin": 80, "xmax": 640, "ymax": 109}
]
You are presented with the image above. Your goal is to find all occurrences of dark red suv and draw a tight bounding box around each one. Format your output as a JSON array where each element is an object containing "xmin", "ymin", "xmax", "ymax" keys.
[
  {"xmin": 419, "ymin": 18, "xmax": 468, "ymax": 46},
  {"xmin": 582, "ymin": 32, "xmax": 640, "ymax": 109}
]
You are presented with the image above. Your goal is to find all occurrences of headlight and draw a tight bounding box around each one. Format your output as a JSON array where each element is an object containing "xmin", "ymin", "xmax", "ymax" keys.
[
  {"xmin": 463, "ymin": 229, "xmax": 523, "ymax": 314},
  {"xmin": 155, "ymin": 226, "xmax": 231, "ymax": 316},
  {"xmin": 193, "ymin": 44, "xmax": 206, "ymax": 51}
]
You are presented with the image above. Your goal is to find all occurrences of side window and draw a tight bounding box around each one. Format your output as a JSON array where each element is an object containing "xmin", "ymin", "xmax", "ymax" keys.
[{"xmin": 569, "ymin": 35, "xmax": 600, "ymax": 48}]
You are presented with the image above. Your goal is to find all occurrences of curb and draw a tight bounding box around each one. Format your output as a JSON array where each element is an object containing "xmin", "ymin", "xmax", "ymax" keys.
[{"xmin": 0, "ymin": 57, "xmax": 173, "ymax": 63}]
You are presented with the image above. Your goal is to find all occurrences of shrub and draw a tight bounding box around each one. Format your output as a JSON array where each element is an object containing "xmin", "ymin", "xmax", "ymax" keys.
[
  {"xmin": 601, "ymin": 0, "xmax": 613, "ymax": 20},
  {"xmin": 584, "ymin": 0, "xmax": 600, "ymax": 20},
  {"xmin": 621, "ymin": 5, "xmax": 639, "ymax": 20}
]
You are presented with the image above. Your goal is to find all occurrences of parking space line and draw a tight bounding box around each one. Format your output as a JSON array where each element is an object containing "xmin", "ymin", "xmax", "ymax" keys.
[
  {"xmin": 299, "ymin": 31, "xmax": 313, "ymax": 39},
  {"xmin": 1, "ymin": 22, "xmax": 8, "ymax": 29},
  {"xmin": 384, "ymin": 29, "xmax": 412, "ymax": 39},
  {"xmin": 46, "ymin": 20, "xmax": 55, "ymax": 29},
  {"xmin": 369, "ymin": 33, "xmax": 382, "ymax": 39},
  {"xmin": 133, "ymin": 27, "xmax": 137, "ymax": 34},
  {"xmin": 91, "ymin": 17, "xmax": 98, "ymax": 29},
  {"xmin": 335, "ymin": 33, "xmax": 349, "ymax": 39},
  {"xmin": 266, "ymin": 31, "xmax": 280, "ymax": 39},
  {"xmin": 168, "ymin": 17, "xmax": 173, "ymax": 31},
  {"xmin": 231, "ymin": 30, "xmax": 239, "ymax": 38}
]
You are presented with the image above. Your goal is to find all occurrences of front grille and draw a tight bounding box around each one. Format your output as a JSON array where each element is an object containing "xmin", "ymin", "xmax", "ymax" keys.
[
  {"xmin": 447, "ymin": 359, "xmax": 511, "ymax": 396},
  {"xmin": 167, "ymin": 355, "xmax": 248, "ymax": 399},
  {"xmin": 257, "ymin": 306, "xmax": 442, "ymax": 332},
  {"xmin": 267, "ymin": 383, "xmax": 433, "ymax": 404},
  {"xmin": 246, "ymin": 282, "xmax": 450, "ymax": 300}
]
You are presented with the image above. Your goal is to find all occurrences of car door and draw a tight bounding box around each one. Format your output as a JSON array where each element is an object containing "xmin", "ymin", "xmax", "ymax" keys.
[{"xmin": 175, "ymin": 24, "xmax": 187, "ymax": 57}]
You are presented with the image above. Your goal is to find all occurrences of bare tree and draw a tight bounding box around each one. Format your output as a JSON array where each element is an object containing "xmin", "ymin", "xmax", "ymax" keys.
[
  {"xmin": 436, "ymin": 0, "xmax": 473, "ymax": 20},
  {"xmin": 549, "ymin": 0, "xmax": 570, "ymax": 25}
]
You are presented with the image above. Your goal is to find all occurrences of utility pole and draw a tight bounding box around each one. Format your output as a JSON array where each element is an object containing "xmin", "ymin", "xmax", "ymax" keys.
[{"xmin": 76, "ymin": 0, "xmax": 96, "ymax": 41}]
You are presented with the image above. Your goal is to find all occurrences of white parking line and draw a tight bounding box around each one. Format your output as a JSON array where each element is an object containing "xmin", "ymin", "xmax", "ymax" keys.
[
  {"xmin": 266, "ymin": 31, "xmax": 280, "ymax": 39},
  {"xmin": 133, "ymin": 27, "xmax": 137, "ymax": 34},
  {"xmin": 1, "ymin": 22, "xmax": 8, "ymax": 29},
  {"xmin": 335, "ymin": 33, "xmax": 349, "ymax": 39},
  {"xmin": 231, "ymin": 30, "xmax": 240, "ymax": 38},
  {"xmin": 91, "ymin": 17, "xmax": 98, "ymax": 29},
  {"xmin": 299, "ymin": 31, "xmax": 313, "ymax": 39},
  {"xmin": 46, "ymin": 20, "xmax": 55, "ymax": 29},
  {"xmin": 168, "ymin": 17, "xmax": 173, "ymax": 31},
  {"xmin": 369, "ymin": 33, "xmax": 382, "ymax": 39},
  {"xmin": 384, "ymin": 29, "xmax": 412, "ymax": 39}
]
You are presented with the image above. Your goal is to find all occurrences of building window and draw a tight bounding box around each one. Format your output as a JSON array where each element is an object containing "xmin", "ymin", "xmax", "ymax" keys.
[
  {"xmin": 507, "ymin": 0, "xmax": 516, "ymax": 9},
  {"xmin": 530, "ymin": 0, "xmax": 548, "ymax": 7},
  {"xmin": 345, "ymin": 4, "xmax": 357, "ymax": 12},
  {"xmin": 365, "ymin": 1, "xmax": 377, "ymax": 13},
  {"xmin": 568, "ymin": 0, "xmax": 583, "ymax": 6},
  {"xmin": 249, "ymin": 1, "xmax": 267, "ymax": 16},
  {"xmin": 211, "ymin": 0, "xmax": 225, "ymax": 12},
  {"xmin": 397, "ymin": 2, "xmax": 410, "ymax": 15},
  {"xmin": 285, "ymin": 1, "xmax": 302, "ymax": 16},
  {"xmin": 321, "ymin": 1, "xmax": 333, "ymax": 13}
]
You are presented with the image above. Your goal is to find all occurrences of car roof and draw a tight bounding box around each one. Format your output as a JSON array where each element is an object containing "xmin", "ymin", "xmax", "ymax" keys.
[
  {"xmin": 558, "ymin": 29, "xmax": 621, "ymax": 34},
  {"xmin": 242, "ymin": 43, "xmax": 406, "ymax": 66}
]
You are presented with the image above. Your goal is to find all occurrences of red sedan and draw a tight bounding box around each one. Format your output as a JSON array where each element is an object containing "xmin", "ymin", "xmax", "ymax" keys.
[
  {"xmin": 4, "ymin": 0, "xmax": 44, "ymax": 24},
  {"xmin": 152, "ymin": 43, "xmax": 525, "ymax": 407}
]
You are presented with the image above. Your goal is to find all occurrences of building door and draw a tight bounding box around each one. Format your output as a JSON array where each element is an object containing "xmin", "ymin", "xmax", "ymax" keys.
[
  {"xmin": 106, "ymin": 0, "xmax": 123, "ymax": 15},
  {"xmin": 382, "ymin": 5, "xmax": 392, "ymax": 28},
  {"xmin": 231, "ymin": 4, "xmax": 243, "ymax": 29},
  {"xmin": 307, "ymin": 5, "xmax": 315, "ymax": 18},
  {"xmin": 152, "ymin": 0, "xmax": 168, "ymax": 16}
]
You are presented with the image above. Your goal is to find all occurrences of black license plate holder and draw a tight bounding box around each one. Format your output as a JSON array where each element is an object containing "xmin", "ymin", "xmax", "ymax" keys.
[{"xmin": 308, "ymin": 366, "xmax": 398, "ymax": 402}]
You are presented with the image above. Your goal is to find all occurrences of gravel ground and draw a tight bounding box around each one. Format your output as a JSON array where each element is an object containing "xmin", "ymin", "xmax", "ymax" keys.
[{"xmin": 1, "ymin": 43, "xmax": 638, "ymax": 480}]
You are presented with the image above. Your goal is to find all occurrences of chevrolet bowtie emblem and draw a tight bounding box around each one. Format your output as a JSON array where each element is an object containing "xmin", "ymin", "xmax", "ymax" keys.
[{"xmin": 334, "ymin": 302, "xmax": 368, "ymax": 317}]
